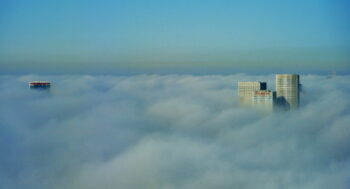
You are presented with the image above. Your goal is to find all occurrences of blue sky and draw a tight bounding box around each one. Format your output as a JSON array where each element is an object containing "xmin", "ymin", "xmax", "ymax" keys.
[{"xmin": 0, "ymin": 0, "xmax": 349, "ymax": 74}]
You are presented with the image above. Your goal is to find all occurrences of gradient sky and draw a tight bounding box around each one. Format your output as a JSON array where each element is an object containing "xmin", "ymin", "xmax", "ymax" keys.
[{"xmin": 0, "ymin": 0, "xmax": 349, "ymax": 74}]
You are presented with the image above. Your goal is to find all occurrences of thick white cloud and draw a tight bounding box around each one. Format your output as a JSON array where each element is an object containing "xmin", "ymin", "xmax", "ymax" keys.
[{"xmin": 0, "ymin": 74, "xmax": 349, "ymax": 189}]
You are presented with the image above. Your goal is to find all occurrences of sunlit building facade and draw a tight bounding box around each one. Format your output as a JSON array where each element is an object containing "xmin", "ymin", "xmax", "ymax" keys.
[
  {"xmin": 238, "ymin": 82, "xmax": 267, "ymax": 106},
  {"xmin": 252, "ymin": 90, "xmax": 276, "ymax": 112}
]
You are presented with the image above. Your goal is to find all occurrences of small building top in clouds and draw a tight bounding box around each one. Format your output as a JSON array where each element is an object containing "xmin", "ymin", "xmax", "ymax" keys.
[{"xmin": 29, "ymin": 81, "xmax": 51, "ymax": 89}]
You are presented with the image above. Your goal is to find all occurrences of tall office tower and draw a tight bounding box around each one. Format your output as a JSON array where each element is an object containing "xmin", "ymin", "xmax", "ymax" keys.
[
  {"xmin": 238, "ymin": 82, "xmax": 267, "ymax": 106},
  {"xmin": 252, "ymin": 90, "xmax": 276, "ymax": 112},
  {"xmin": 275, "ymin": 74, "xmax": 300, "ymax": 109}
]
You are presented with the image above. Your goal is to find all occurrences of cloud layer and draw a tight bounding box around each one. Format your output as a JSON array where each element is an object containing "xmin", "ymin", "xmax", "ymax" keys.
[{"xmin": 0, "ymin": 74, "xmax": 349, "ymax": 189}]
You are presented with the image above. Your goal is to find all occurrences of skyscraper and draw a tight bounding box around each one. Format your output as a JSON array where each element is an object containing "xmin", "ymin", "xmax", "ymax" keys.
[
  {"xmin": 252, "ymin": 90, "xmax": 276, "ymax": 112},
  {"xmin": 275, "ymin": 74, "xmax": 300, "ymax": 109},
  {"xmin": 238, "ymin": 82, "xmax": 267, "ymax": 106}
]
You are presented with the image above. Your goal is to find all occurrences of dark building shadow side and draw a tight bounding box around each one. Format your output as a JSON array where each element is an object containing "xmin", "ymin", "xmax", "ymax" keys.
[{"xmin": 275, "ymin": 96, "xmax": 290, "ymax": 111}]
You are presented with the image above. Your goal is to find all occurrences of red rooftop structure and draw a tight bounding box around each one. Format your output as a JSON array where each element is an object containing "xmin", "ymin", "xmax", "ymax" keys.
[{"xmin": 29, "ymin": 81, "xmax": 51, "ymax": 89}]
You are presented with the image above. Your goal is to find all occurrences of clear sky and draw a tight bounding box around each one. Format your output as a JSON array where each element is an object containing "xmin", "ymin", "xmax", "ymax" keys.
[{"xmin": 0, "ymin": 0, "xmax": 349, "ymax": 74}]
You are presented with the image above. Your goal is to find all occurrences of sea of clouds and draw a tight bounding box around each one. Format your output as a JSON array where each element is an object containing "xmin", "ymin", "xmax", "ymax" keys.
[{"xmin": 0, "ymin": 74, "xmax": 349, "ymax": 189}]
